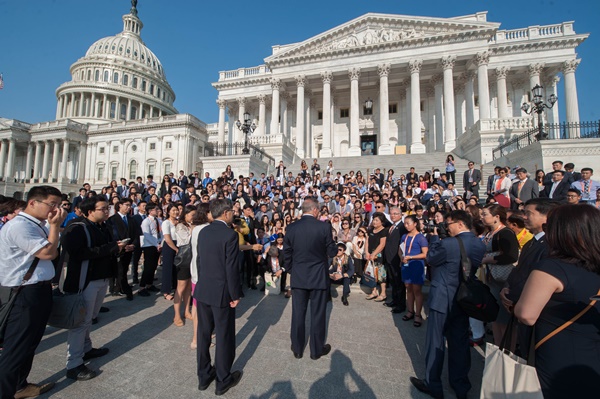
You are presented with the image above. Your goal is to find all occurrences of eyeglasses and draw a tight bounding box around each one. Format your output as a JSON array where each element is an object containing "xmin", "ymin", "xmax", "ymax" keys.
[
  {"xmin": 566, "ymin": 195, "xmax": 579, "ymax": 198},
  {"xmin": 446, "ymin": 221, "xmax": 458, "ymax": 226},
  {"xmin": 337, "ymin": 248, "xmax": 344, "ymax": 252},
  {"xmin": 36, "ymin": 200, "xmax": 59, "ymax": 209},
  {"xmin": 95, "ymin": 207, "xmax": 109, "ymax": 212}
]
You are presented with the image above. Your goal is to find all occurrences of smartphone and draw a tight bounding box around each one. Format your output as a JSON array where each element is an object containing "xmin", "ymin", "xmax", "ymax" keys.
[{"xmin": 120, "ymin": 238, "xmax": 131, "ymax": 244}]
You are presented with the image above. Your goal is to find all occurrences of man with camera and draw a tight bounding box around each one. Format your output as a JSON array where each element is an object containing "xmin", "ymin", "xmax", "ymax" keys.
[{"xmin": 410, "ymin": 210, "xmax": 485, "ymax": 399}]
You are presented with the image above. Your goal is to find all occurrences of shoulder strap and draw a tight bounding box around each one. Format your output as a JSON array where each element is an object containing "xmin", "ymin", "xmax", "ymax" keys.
[
  {"xmin": 21, "ymin": 257, "xmax": 41, "ymax": 285},
  {"xmin": 78, "ymin": 223, "xmax": 92, "ymax": 292},
  {"xmin": 535, "ymin": 288, "xmax": 600, "ymax": 350},
  {"xmin": 455, "ymin": 236, "xmax": 472, "ymax": 282}
]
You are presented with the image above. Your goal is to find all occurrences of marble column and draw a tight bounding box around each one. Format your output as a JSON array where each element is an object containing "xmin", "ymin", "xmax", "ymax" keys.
[
  {"xmin": 476, "ymin": 52, "xmax": 491, "ymax": 120},
  {"xmin": 270, "ymin": 78, "xmax": 281, "ymax": 135},
  {"xmin": 455, "ymin": 86, "xmax": 466, "ymax": 137},
  {"xmin": 227, "ymin": 106, "xmax": 237, "ymax": 145},
  {"xmin": 305, "ymin": 96, "xmax": 312, "ymax": 158},
  {"xmin": 495, "ymin": 67, "xmax": 510, "ymax": 118},
  {"xmin": 404, "ymin": 81, "xmax": 411, "ymax": 147},
  {"xmin": 320, "ymin": 71, "xmax": 333, "ymax": 158},
  {"xmin": 25, "ymin": 143, "xmax": 33, "ymax": 181},
  {"xmin": 56, "ymin": 96, "xmax": 64, "ymax": 119},
  {"xmin": 51, "ymin": 139, "xmax": 60, "ymax": 181},
  {"xmin": 348, "ymin": 68, "xmax": 361, "ymax": 156},
  {"xmin": 5, "ymin": 139, "xmax": 16, "ymax": 180},
  {"xmin": 127, "ymin": 99, "xmax": 132, "ymax": 121},
  {"xmin": 442, "ymin": 55, "xmax": 456, "ymax": 151},
  {"xmin": 60, "ymin": 139, "xmax": 69, "ymax": 180},
  {"xmin": 528, "ymin": 63, "xmax": 544, "ymax": 93},
  {"xmin": 217, "ymin": 99, "xmax": 227, "ymax": 145},
  {"xmin": 431, "ymin": 75, "xmax": 444, "ymax": 152},
  {"xmin": 69, "ymin": 93, "xmax": 76, "ymax": 117},
  {"xmin": 378, "ymin": 63, "xmax": 392, "ymax": 154},
  {"xmin": 90, "ymin": 93, "xmax": 96, "ymax": 117},
  {"xmin": 545, "ymin": 76, "xmax": 560, "ymax": 128},
  {"xmin": 563, "ymin": 59, "xmax": 581, "ymax": 137},
  {"xmin": 78, "ymin": 93, "xmax": 85, "ymax": 117},
  {"xmin": 78, "ymin": 142, "xmax": 87, "ymax": 182},
  {"xmin": 409, "ymin": 60, "xmax": 425, "ymax": 153},
  {"xmin": 33, "ymin": 141, "xmax": 42, "ymax": 180},
  {"xmin": 0, "ymin": 140, "xmax": 6, "ymax": 178},
  {"xmin": 237, "ymin": 97, "xmax": 246, "ymax": 142},
  {"xmin": 280, "ymin": 92, "xmax": 289, "ymax": 139},
  {"xmin": 42, "ymin": 141, "xmax": 51, "ymax": 180},
  {"xmin": 295, "ymin": 75, "xmax": 306, "ymax": 158},
  {"xmin": 258, "ymin": 94, "xmax": 267, "ymax": 135},
  {"xmin": 102, "ymin": 94, "xmax": 108, "ymax": 118}
]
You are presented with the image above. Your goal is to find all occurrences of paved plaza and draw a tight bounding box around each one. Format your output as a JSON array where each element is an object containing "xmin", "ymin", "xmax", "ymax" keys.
[{"xmin": 29, "ymin": 281, "xmax": 485, "ymax": 399}]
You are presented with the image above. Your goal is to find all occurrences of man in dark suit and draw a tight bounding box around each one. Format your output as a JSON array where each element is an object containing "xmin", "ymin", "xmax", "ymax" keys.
[
  {"xmin": 194, "ymin": 199, "xmax": 243, "ymax": 395},
  {"xmin": 462, "ymin": 161, "xmax": 481, "ymax": 198},
  {"xmin": 374, "ymin": 168, "xmax": 385, "ymax": 187},
  {"xmin": 130, "ymin": 201, "xmax": 147, "ymax": 284},
  {"xmin": 116, "ymin": 178, "xmax": 129, "ymax": 198},
  {"xmin": 564, "ymin": 162, "xmax": 581, "ymax": 184},
  {"xmin": 509, "ymin": 168, "xmax": 539, "ymax": 209},
  {"xmin": 406, "ymin": 167, "xmax": 418, "ymax": 185},
  {"xmin": 501, "ymin": 198, "xmax": 559, "ymax": 355},
  {"xmin": 541, "ymin": 170, "xmax": 570, "ymax": 202},
  {"xmin": 410, "ymin": 210, "xmax": 486, "ymax": 399},
  {"xmin": 543, "ymin": 160, "xmax": 564, "ymax": 184},
  {"xmin": 72, "ymin": 188, "xmax": 87, "ymax": 209},
  {"xmin": 177, "ymin": 170, "xmax": 189, "ymax": 191},
  {"xmin": 242, "ymin": 204, "xmax": 259, "ymax": 289},
  {"xmin": 107, "ymin": 198, "xmax": 138, "ymax": 300},
  {"xmin": 284, "ymin": 198, "xmax": 337, "ymax": 360},
  {"xmin": 485, "ymin": 166, "xmax": 501, "ymax": 199},
  {"xmin": 383, "ymin": 206, "xmax": 408, "ymax": 314}
]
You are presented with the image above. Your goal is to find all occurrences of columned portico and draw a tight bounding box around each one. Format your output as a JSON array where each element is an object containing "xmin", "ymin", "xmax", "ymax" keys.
[
  {"xmin": 431, "ymin": 75, "xmax": 444, "ymax": 151},
  {"xmin": 33, "ymin": 141, "xmax": 42, "ymax": 180},
  {"xmin": 295, "ymin": 75, "xmax": 306, "ymax": 158},
  {"xmin": 495, "ymin": 67, "xmax": 510, "ymax": 118},
  {"xmin": 409, "ymin": 60, "xmax": 425, "ymax": 153},
  {"xmin": 476, "ymin": 52, "xmax": 491, "ymax": 120},
  {"xmin": 25, "ymin": 143, "xmax": 33, "ymax": 181},
  {"xmin": 0, "ymin": 140, "xmax": 6, "ymax": 178},
  {"xmin": 51, "ymin": 140, "xmax": 60, "ymax": 181},
  {"xmin": 60, "ymin": 139, "xmax": 69, "ymax": 181},
  {"xmin": 5, "ymin": 139, "xmax": 16, "ymax": 180},
  {"xmin": 258, "ymin": 94, "xmax": 267, "ymax": 135},
  {"xmin": 348, "ymin": 68, "xmax": 361, "ymax": 156},
  {"xmin": 270, "ymin": 78, "xmax": 281, "ymax": 135},
  {"xmin": 528, "ymin": 63, "xmax": 544, "ymax": 93},
  {"xmin": 217, "ymin": 99, "xmax": 226, "ymax": 145},
  {"xmin": 563, "ymin": 59, "xmax": 581, "ymax": 136},
  {"xmin": 320, "ymin": 71, "xmax": 333, "ymax": 158}
]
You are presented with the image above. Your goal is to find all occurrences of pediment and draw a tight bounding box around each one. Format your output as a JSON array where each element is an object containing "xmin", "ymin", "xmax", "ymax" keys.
[{"xmin": 265, "ymin": 12, "xmax": 499, "ymax": 65}]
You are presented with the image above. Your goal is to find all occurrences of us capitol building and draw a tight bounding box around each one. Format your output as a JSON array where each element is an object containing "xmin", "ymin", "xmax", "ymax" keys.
[{"xmin": 0, "ymin": 2, "xmax": 591, "ymax": 197}]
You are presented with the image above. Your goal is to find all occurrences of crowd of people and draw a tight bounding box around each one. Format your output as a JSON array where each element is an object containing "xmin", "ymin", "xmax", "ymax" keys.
[{"xmin": 0, "ymin": 156, "xmax": 599, "ymax": 398}]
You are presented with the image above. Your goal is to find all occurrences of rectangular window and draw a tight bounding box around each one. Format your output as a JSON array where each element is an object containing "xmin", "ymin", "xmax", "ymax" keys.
[
  {"xmin": 141, "ymin": 80, "xmax": 147, "ymax": 91},
  {"xmin": 317, "ymin": 111, "xmax": 323, "ymax": 120},
  {"xmin": 165, "ymin": 142, "xmax": 172, "ymax": 149},
  {"xmin": 110, "ymin": 102, "xmax": 116, "ymax": 118},
  {"xmin": 132, "ymin": 76, "xmax": 138, "ymax": 89},
  {"xmin": 149, "ymin": 143, "xmax": 156, "ymax": 150},
  {"xmin": 103, "ymin": 70, "xmax": 109, "ymax": 82},
  {"xmin": 148, "ymin": 164, "xmax": 155, "ymax": 176},
  {"xmin": 164, "ymin": 163, "xmax": 171, "ymax": 176},
  {"xmin": 363, "ymin": 106, "xmax": 373, "ymax": 116},
  {"xmin": 113, "ymin": 72, "xmax": 119, "ymax": 84},
  {"xmin": 111, "ymin": 166, "xmax": 118, "ymax": 181},
  {"xmin": 157, "ymin": 88, "xmax": 161, "ymax": 98},
  {"xmin": 340, "ymin": 108, "xmax": 349, "ymax": 118},
  {"xmin": 389, "ymin": 103, "xmax": 398, "ymax": 114},
  {"xmin": 99, "ymin": 147, "xmax": 105, "ymax": 154},
  {"xmin": 112, "ymin": 145, "xmax": 119, "ymax": 153},
  {"xmin": 123, "ymin": 74, "xmax": 129, "ymax": 86},
  {"xmin": 150, "ymin": 84, "xmax": 155, "ymax": 95},
  {"xmin": 97, "ymin": 166, "xmax": 104, "ymax": 181},
  {"xmin": 474, "ymin": 95, "xmax": 480, "ymax": 107}
]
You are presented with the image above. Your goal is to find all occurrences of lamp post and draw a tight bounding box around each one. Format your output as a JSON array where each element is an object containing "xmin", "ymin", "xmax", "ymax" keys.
[
  {"xmin": 235, "ymin": 111, "xmax": 256, "ymax": 155},
  {"xmin": 364, "ymin": 98, "xmax": 373, "ymax": 114},
  {"xmin": 521, "ymin": 84, "xmax": 557, "ymax": 140}
]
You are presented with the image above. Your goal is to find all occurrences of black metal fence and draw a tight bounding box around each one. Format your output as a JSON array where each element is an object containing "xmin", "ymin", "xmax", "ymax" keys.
[
  {"xmin": 492, "ymin": 121, "xmax": 600, "ymax": 159},
  {"xmin": 204, "ymin": 142, "xmax": 275, "ymax": 165}
]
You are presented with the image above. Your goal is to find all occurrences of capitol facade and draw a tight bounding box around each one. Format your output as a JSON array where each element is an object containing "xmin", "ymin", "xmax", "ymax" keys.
[{"xmin": 0, "ymin": 3, "xmax": 591, "ymax": 197}]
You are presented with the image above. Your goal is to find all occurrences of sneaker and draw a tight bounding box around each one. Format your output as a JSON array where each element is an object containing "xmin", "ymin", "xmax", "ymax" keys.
[
  {"xmin": 66, "ymin": 364, "xmax": 97, "ymax": 381},
  {"xmin": 83, "ymin": 347, "xmax": 109, "ymax": 360},
  {"xmin": 14, "ymin": 382, "xmax": 55, "ymax": 399}
]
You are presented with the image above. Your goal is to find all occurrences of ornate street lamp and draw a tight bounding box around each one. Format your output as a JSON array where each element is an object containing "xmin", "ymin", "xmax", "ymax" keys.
[
  {"xmin": 364, "ymin": 98, "xmax": 373, "ymax": 114},
  {"xmin": 521, "ymin": 84, "xmax": 557, "ymax": 140},
  {"xmin": 235, "ymin": 111, "xmax": 256, "ymax": 155}
]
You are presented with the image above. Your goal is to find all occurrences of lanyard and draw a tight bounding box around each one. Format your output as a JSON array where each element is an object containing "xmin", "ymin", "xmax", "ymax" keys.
[
  {"xmin": 17, "ymin": 214, "xmax": 49, "ymax": 238},
  {"xmin": 403, "ymin": 234, "xmax": 418, "ymax": 257}
]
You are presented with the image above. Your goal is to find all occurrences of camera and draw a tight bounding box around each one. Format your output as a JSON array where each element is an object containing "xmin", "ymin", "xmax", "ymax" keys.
[{"xmin": 423, "ymin": 220, "xmax": 447, "ymax": 235}]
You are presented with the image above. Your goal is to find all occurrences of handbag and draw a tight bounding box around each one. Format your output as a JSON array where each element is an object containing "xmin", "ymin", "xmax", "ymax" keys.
[
  {"xmin": 455, "ymin": 237, "xmax": 500, "ymax": 322},
  {"xmin": 173, "ymin": 243, "xmax": 192, "ymax": 269},
  {"xmin": 374, "ymin": 258, "xmax": 387, "ymax": 283},
  {"xmin": 488, "ymin": 264, "xmax": 514, "ymax": 283},
  {"xmin": 47, "ymin": 222, "xmax": 90, "ymax": 330},
  {"xmin": 360, "ymin": 260, "xmax": 377, "ymax": 288},
  {"xmin": 480, "ymin": 316, "xmax": 543, "ymax": 399},
  {"xmin": 0, "ymin": 257, "xmax": 40, "ymax": 343}
]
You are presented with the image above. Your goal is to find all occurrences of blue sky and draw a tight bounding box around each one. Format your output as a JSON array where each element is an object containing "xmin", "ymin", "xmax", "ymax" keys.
[{"xmin": 0, "ymin": 0, "xmax": 598, "ymax": 125}]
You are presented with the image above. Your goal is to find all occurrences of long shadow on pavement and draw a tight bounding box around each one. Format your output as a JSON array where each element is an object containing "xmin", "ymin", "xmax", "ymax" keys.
[{"xmin": 309, "ymin": 350, "xmax": 376, "ymax": 399}]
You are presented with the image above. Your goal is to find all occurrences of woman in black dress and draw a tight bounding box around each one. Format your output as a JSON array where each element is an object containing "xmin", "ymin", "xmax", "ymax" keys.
[
  {"xmin": 364, "ymin": 213, "xmax": 388, "ymax": 301},
  {"xmin": 515, "ymin": 204, "xmax": 600, "ymax": 399}
]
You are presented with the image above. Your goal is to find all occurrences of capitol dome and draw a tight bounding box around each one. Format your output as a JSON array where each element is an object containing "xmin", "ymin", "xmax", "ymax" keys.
[{"xmin": 55, "ymin": 3, "xmax": 177, "ymax": 124}]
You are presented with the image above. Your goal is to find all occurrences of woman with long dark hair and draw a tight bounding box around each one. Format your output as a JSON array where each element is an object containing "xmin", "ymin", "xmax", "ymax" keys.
[
  {"xmin": 445, "ymin": 154, "xmax": 456, "ymax": 184},
  {"xmin": 515, "ymin": 205, "xmax": 600, "ymax": 399},
  {"xmin": 364, "ymin": 213, "xmax": 388, "ymax": 301},
  {"xmin": 172, "ymin": 205, "xmax": 195, "ymax": 327},
  {"xmin": 161, "ymin": 204, "xmax": 179, "ymax": 311},
  {"xmin": 400, "ymin": 215, "xmax": 429, "ymax": 327}
]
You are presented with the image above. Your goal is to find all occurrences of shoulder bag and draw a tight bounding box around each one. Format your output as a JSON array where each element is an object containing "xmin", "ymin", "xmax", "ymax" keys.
[
  {"xmin": 360, "ymin": 260, "xmax": 377, "ymax": 288},
  {"xmin": 0, "ymin": 257, "xmax": 41, "ymax": 343},
  {"xmin": 455, "ymin": 236, "xmax": 500, "ymax": 322},
  {"xmin": 47, "ymin": 222, "xmax": 90, "ymax": 329}
]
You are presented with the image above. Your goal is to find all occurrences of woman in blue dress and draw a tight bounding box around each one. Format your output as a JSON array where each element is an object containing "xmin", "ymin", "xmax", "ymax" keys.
[{"xmin": 400, "ymin": 215, "xmax": 429, "ymax": 327}]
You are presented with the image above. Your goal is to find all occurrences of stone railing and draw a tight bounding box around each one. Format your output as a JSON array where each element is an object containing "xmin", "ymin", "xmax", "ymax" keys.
[
  {"xmin": 490, "ymin": 22, "xmax": 574, "ymax": 43},
  {"xmin": 86, "ymin": 113, "xmax": 206, "ymax": 132},
  {"xmin": 248, "ymin": 133, "xmax": 293, "ymax": 147},
  {"xmin": 479, "ymin": 117, "xmax": 536, "ymax": 132},
  {"xmin": 218, "ymin": 65, "xmax": 272, "ymax": 81}
]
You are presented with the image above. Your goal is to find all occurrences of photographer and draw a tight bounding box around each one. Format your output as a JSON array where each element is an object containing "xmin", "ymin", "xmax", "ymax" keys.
[{"xmin": 423, "ymin": 211, "xmax": 449, "ymax": 240}]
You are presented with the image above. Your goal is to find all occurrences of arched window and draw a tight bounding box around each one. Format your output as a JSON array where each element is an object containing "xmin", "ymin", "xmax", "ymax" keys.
[
  {"xmin": 113, "ymin": 72, "xmax": 119, "ymax": 84},
  {"xmin": 129, "ymin": 160, "xmax": 137, "ymax": 180},
  {"xmin": 110, "ymin": 102, "xmax": 116, "ymax": 119},
  {"xmin": 150, "ymin": 83, "xmax": 154, "ymax": 96},
  {"xmin": 123, "ymin": 74, "xmax": 128, "ymax": 86},
  {"xmin": 103, "ymin": 70, "xmax": 109, "ymax": 82},
  {"xmin": 95, "ymin": 70, "xmax": 100, "ymax": 81},
  {"xmin": 130, "ymin": 106, "xmax": 137, "ymax": 120},
  {"xmin": 120, "ymin": 104, "xmax": 127, "ymax": 120},
  {"xmin": 132, "ymin": 76, "xmax": 138, "ymax": 89},
  {"xmin": 87, "ymin": 70, "xmax": 91, "ymax": 80}
]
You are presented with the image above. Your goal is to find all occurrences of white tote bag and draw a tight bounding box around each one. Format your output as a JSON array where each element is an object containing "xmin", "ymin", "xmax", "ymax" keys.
[{"xmin": 479, "ymin": 341, "xmax": 543, "ymax": 399}]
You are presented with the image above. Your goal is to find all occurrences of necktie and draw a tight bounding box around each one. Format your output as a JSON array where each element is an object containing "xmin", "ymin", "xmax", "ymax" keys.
[
  {"xmin": 389, "ymin": 224, "xmax": 396, "ymax": 234},
  {"xmin": 122, "ymin": 215, "xmax": 128, "ymax": 227},
  {"xmin": 584, "ymin": 180, "xmax": 590, "ymax": 198}
]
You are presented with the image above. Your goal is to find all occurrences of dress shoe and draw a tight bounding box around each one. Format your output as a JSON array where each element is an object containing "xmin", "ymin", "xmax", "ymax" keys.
[
  {"xmin": 66, "ymin": 364, "xmax": 97, "ymax": 381},
  {"xmin": 342, "ymin": 296, "xmax": 349, "ymax": 306},
  {"xmin": 83, "ymin": 347, "xmax": 109, "ymax": 361},
  {"xmin": 291, "ymin": 345, "xmax": 302, "ymax": 359},
  {"xmin": 132, "ymin": 277, "xmax": 139, "ymax": 285},
  {"xmin": 14, "ymin": 382, "xmax": 55, "ymax": 399},
  {"xmin": 147, "ymin": 285, "xmax": 160, "ymax": 292},
  {"xmin": 91, "ymin": 318, "xmax": 98, "ymax": 325},
  {"xmin": 126, "ymin": 293, "xmax": 134, "ymax": 301},
  {"xmin": 249, "ymin": 285, "xmax": 257, "ymax": 290},
  {"xmin": 391, "ymin": 307, "xmax": 406, "ymax": 314},
  {"xmin": 383, "ymin": 301, "xmax": 396, "ymax": 308},
  {"xmin": 198, "ymin": 369, "xmax": 216, "ymax": 391},
  {"xmin": 110, "ymin": 292, "xmax": 123, "ymax": 297},
  {"xmin": 99, "ymin": 306, "xmax": 109, "ymax": 313},
  {"xmin": 215, "ymin": 370, "xmax": 243, "ymax": 396},
  {"xmin": 138, "ymin": 289, "xmax": 150, "ymax": 297},
  {"xmin": 310, "ymin": 344, "xmax": 331, "ymax": 360},
  {"xmin": 409, "ymin": 377, "xmax": 444, "ymax": 399}
]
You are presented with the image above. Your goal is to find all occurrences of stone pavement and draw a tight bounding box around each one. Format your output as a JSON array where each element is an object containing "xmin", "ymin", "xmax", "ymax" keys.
[{"xmin": 29, "ymin": 282, "xmax": 485, "ymax": 399}]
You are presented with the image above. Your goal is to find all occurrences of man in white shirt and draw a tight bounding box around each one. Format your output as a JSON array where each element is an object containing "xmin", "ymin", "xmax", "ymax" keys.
[
  {"xmin": 138, "ymin": 203, "xmax": 162, "ymax": 296},
  {"xmin": 0, "ymin": 186, "xmax": 66, "ymax": 399}
]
